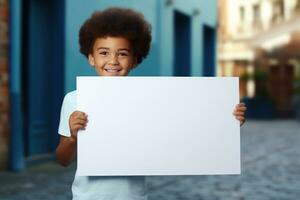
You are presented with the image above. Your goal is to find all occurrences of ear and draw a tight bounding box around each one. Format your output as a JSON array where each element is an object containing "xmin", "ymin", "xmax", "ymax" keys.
[{"xmin": 88, "ymin": 54, "xmax": 95, "ymax": 67}]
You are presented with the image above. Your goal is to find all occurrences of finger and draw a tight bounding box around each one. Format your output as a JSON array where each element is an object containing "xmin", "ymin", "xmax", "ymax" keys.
[
  {"xmin": 72, "ymin": 122, "xmax": 87, "ymax": 128},
  {"xmin": 74, "ymin": 116, "xmax": 88, "ymax": 122},
  {"xmin": 72, "ymin": 111, "xmax": 87, "ymax": 118},
  {"xmin": 73, "ymin": 114, "xmax": 86, "ymax": 121},
  {"xmin": 72, "ymin": 111, "xmax": 83, "ymax": 116},
  {"xmin": 234, "ymin": 107, "xmax": 246, "ymax": 113},
  {"xmin": 74, "ymin": 114, "xmax": 88, "ymax": 121},
  {"xmin": 74, "ymin": 119, "xmax": 88, "ymax": 125},
  {"xmin": 73, "ymin": 124, "xmax": 85, "ymax": 132},
  {"xmin": 236, "ymin": 106, "xmax": 247, "ymax": 111},
  {"xmin": 233, "ymin": 111, "xmax": 245, "ymax": 116},
  {"xmin": 71, "ymin": 119, "xmax": 85, "ymax": 127}
]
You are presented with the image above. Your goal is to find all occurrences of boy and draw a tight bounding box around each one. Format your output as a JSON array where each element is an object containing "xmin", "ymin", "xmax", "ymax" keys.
[{"xmin": 56, "ymin": 7, "xmax": 246, "ymax": 200}]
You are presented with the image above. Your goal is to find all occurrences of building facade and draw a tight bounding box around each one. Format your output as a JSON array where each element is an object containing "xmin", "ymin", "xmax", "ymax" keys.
[
  {"xmin": 218, "ymin": 0, "xmax": 300, "ymax": 117},
  {"xmin": 2, "ymin": 0, "xmax": 217, "ymax": 171},
  {"xmin": 0, "ymin": 0, "xmax": 9, "ymax": 171}
]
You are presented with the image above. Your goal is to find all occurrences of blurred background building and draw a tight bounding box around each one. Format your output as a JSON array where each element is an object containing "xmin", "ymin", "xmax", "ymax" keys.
[
  {"xmin": 0, "ymin": 0, "xmax": 217, "ymax": 171},
  {"xmin": 218, "ymin": 0, "xmax": 300, "ymax": 119}
]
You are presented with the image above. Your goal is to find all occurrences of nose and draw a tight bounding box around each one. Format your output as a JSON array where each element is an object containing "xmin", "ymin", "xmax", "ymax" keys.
[{"xmin": 108, "ymin": 53, "xmax": 119, "ymax": 65}]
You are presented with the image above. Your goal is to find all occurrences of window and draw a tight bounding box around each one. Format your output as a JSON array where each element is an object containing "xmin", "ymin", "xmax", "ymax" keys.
[
  {"xmin": 295, "ymin": 0, "xmax": 300, "ymax": 12},
  {"xmin": 240, "ymin": 6, "xmax": 245, "ymax": 21},
  {"xmin": 253, "ymin": 4, "xmax": 262, "ymax": 30},
  {"xmin": 272, "ymin": 0, "xmax": 284, "ymax": 24}
]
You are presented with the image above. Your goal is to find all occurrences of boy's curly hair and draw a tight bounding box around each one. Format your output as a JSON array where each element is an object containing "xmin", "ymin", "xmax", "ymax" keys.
[{"xmin": 79, "ymin": 7, "xmax": 152, "ymax": 65}]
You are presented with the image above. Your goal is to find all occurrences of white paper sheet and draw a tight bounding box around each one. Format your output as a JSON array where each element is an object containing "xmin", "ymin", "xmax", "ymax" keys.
[{"xmin": 76, "ymin": 77, "xmax": 240, "ymax": 176}]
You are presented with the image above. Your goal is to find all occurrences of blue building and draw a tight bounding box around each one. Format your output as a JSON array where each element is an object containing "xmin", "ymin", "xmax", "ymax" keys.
[{"xmin": 8, "ymin": 0, "xmax": 217, "ymax": 171}]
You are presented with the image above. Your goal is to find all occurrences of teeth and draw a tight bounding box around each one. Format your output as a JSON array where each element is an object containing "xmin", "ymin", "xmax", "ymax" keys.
[
  {"xmin": 106, "ymin": 69, "xmax": 118, "ymax": 72},
  {"xmin": 105, "ymin": 68, "xmax": 121, "ymax": 73}
]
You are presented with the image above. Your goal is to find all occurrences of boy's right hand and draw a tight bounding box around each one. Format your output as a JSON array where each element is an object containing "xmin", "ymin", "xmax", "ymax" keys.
[{"xmin": 69, "ymin": 111, "xmax": 88, "ymax": 141}]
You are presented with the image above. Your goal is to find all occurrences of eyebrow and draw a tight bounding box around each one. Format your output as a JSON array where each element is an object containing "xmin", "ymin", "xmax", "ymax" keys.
[
  {"xmin": 96, "ymin": 47, "xmax": 130, "ymax": 52},
  {"xmin": 97, "ymin": 47, "xmax": 109, "ymax": 50}
]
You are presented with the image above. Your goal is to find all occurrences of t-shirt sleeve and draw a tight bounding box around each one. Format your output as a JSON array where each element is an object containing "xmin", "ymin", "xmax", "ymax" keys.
[{"xmin": 58, "ymin": 92, "xmax": 75, "ymax": 137}]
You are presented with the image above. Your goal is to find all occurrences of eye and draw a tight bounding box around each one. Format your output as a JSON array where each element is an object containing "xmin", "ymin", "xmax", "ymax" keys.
[
  {"xmin": 118, "ymin": 52, "xmax": 129, "ymax": 57},
  {"xmin": 99, "ymin": 51, "xmax": 109, "ymax": 56}
]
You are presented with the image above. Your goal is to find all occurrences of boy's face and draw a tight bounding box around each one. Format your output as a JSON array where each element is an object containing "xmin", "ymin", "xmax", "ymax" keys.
[{"xmin": 88, "ymin": 37, "xmax": 137, "ymax": 76}]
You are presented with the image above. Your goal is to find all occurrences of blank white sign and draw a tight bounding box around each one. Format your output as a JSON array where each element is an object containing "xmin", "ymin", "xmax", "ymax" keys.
[{"xmin": 76, "ymin": 77, "xmax": 240, "ymax": 176}]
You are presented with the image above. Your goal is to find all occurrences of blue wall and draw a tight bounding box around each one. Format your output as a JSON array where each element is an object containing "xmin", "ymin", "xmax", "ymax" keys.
[
  {"xmin": 8, "ymin": 0, "xmax": 217, "ymax": 170},
  {"xmin": 64, "ymin": 0, "xmax": 217, "ymax": 92},
  {"xmin": 9, "ymin": 0, "xmax": 65, "ymax": 170}
]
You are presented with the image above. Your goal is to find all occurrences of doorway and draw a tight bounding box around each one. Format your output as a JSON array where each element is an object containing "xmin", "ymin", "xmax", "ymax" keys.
[
  {"xmin": 174, "ymin": 11, "xmax": 191, "ymax": 76},
  {"xmin": 268, "ymin": 64, "xmax": 294, "ymax": 117},
  {"xmin": 22, "ymin": 0, "xmax": 64, "ymax": 157},
  {"xmin": 203, "ymin": 25, "xmax": 216, "ymax": 76}
]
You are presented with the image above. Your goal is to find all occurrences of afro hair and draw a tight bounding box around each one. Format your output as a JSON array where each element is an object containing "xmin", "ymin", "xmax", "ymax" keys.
[{"xmin": 79, "ymin": 7, "xmax": 152, "ymax": 65}]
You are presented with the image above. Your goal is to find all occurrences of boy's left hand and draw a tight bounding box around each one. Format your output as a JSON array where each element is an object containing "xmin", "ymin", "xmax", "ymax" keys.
[{"xmin": 233, "ymin": 103, "xmax": 247, "ymax": 126}]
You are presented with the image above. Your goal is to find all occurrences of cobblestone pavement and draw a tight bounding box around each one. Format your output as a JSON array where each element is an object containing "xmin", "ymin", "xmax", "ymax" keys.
[{"xmin": 0, "ymin": 120, "xmax": 300, "ymax": 200}]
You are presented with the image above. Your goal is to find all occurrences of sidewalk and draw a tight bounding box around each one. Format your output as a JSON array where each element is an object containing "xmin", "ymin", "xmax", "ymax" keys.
[{"xmin": 1, "ymin": 120, "xmax": 300, "ymax": 200}]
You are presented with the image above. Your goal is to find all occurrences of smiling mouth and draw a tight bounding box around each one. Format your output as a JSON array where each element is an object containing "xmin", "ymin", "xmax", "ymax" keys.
[{"xmin": 104, "ymin": 69, "xmax": 122, "ymax": 73}]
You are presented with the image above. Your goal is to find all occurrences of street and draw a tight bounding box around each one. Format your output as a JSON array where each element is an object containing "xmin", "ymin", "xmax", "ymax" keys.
[{"xmin": 1, "ymin": 120, "xmax": 300, "ymax": 200}]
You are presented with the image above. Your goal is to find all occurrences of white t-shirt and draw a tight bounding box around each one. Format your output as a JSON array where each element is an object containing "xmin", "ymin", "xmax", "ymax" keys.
[{"xmin": 58, "ymin": 90, "xmax": 147, "ymax": 200}]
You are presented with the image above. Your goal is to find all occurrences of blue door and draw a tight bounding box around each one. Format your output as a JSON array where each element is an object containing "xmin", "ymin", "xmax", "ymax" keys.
[
  {"xmin": 22, "ymin": 0, "xmax": 64, "ymax": 156},
  {"xmin": 174, "ymin": 11, "xmax": 191, "ymax": 76},
  {"xmin": 203, "ymin": 25, "xmax": 216, "ymax": 76}
]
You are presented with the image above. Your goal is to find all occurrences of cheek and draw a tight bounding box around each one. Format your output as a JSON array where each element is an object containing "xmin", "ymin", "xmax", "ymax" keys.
[
  {"xmin": 93, "ymin": 57, "xmax": 106, "ymax": 68},
  {"xmin": 122, "ymin": 58, "xmax": 134, "ymax": 69}
]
